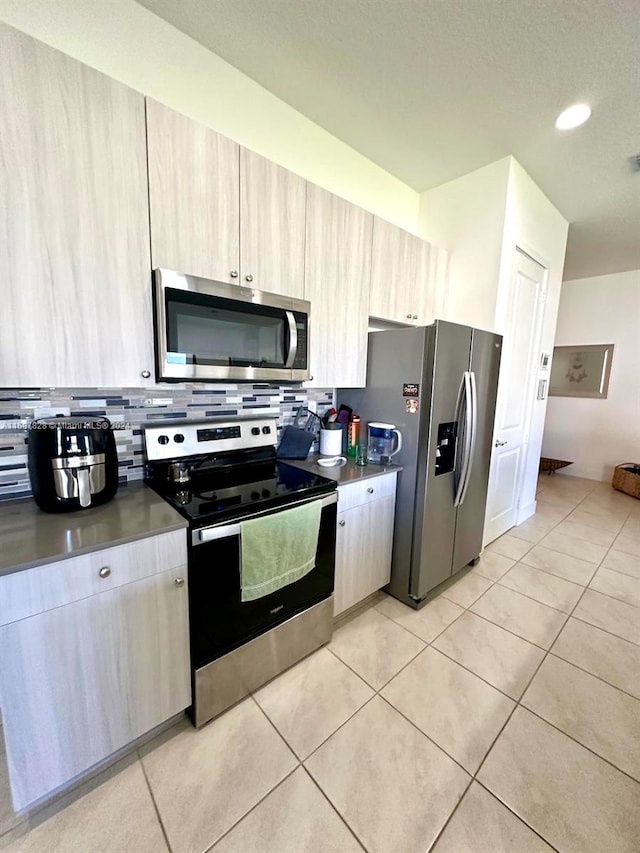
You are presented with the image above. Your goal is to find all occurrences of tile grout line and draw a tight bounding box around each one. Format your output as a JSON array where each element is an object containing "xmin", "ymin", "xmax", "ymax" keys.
[
  {"xmin": 594, "ymin": 563, "xmax": 640, "ymax": 583},
  {"xmin": 427, "ymin": 482, "xmax": 633, "ymax": 850},
  {"xmin": 457, "ymin": 487, "xmax": 640, "ymax": 839},
  {"xmin": 519, "ymin": 675, "xmax": 640, "ymax": 783},
  {"xmin": 201, "ymin": 764, "xmax": 302, "ymax": 853},
  {"xmin": 578, "ymin": 581, "xmax": 640, "ymax": 610},
  {"xmin": 516, "ymin": 555, "xmax": 601, "ymax": 587},
  {"xmin": 136, "ymin": 749, "xmax": 174, "ymax": 853},
  {"xmin": 546, "ymin": 649, "xmax": 640, "ymax": 703},
  {"xmin": 493, "ymin": 576, "xmax": 583, "ymax": 613},
  {"xmin": 299, "ymin": 766, "xmax": 368, "ymax": 852},
  {"xmin": 570, "ymin": 611, "xmax": 640, "ymax": 647}
]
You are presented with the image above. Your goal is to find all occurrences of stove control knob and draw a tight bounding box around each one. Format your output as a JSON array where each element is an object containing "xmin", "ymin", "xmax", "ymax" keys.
[
  {"xmin": 173, "ymin": 433, "xmax": 185, "ymax": 443},
  {"xmin": 251, "ymin": 427, "xmax": 261, "ymax": 436},
  {"xmin": 251, "ymin": 491, "xmax": 260, "ymax": 500},
  {"xmin": 262, "ymin": 426, "xmax": 271, "ymax": 434},
  {"xmin": 262, "ymin": 489, "xmax": 271, "ymax": 498},
  {"xmin": 158, "ymin": 435, "xmax": 169, "ymax": 445}
]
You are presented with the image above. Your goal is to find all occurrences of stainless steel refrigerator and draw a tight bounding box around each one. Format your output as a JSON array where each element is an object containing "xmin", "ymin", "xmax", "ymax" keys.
[{"xmin": 340, "ymin": 320, "xmax": 502, "ymax": 609}]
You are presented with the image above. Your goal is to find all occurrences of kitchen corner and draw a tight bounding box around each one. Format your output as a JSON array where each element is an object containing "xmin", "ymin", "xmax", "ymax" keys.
[{"xmin": 289, "ymin": 454, "xmax": 402, "ymax": 486}]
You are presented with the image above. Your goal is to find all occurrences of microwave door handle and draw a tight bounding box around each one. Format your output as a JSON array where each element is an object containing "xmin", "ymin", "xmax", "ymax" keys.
[{"xmin": 284, "ymin": 311, "xmax": 297, "ymax": 368}]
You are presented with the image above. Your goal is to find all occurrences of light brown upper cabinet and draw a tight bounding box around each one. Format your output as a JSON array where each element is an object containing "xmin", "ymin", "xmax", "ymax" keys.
[
  {"xmin": 146, "ymin": 103, "xmax": 306, "ymax": 298},
  {"xmin": 0, "ymin": 23, "xmax": 154, "ymax": 387},
  {"xmin": 146, "ymin": 98, "xmax": 241, "ymax": 284},
  {"xmin": 369, "ymin": 217, "xmax": 435, "ymax": 326},
  {"xmin": 240, "ymin": 148, "xmax": 306, "ymax": 297},
  {"xmin": 305, "ymin": 185, "xmax": 373, "ymax": 387}
]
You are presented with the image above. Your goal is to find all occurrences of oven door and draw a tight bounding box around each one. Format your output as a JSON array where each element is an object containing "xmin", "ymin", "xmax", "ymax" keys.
[
  {"xmin": 188, "ymin": 492, "xmax": 337, "ymax": 671},
  {"xmin": 154, "ymin": 268, "xmax": 310, "ymax": 382}
]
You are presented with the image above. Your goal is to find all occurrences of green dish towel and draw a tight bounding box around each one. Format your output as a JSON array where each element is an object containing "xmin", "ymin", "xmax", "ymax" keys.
[{"xmin": 240, "ymin": 499, "xmax": 322, "ymax": 602}]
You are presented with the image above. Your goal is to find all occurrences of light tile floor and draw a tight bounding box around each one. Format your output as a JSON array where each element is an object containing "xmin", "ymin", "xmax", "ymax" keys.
[{"xmin": 2, "ymin": 475, "xmax": 640, "ymax": 852}]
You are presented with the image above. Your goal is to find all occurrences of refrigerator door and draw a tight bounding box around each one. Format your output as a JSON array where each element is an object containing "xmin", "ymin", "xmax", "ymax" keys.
[
  {"xmin": 452, "ymin": 328, "xmax": 502, "ymax": 572},
  {"xmin": 338, "ymin": 327, "xmax": 428, "ymax": 604},
  {"xmin": 410, "ymin": 321, "xmax": 473, "ymax": 600}
]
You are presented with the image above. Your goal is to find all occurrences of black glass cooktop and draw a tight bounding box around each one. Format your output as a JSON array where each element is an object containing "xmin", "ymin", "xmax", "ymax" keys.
[{"xmin": 147, "ymin": 459, "xmax": 336, "ymax": 527}]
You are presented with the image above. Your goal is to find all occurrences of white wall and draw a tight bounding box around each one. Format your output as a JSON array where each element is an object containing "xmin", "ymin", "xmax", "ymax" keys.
[
  {"xmin": 417, "ymin": 157, "xmax": 511, "ymax": 331},
  {"xmin": 0, "ymin": 0, "xmax": 418, "ymax": 232},
  {"xmin": 542, "ymin": 270, "xmax": 640, "ymax": 482},
  {"xmin": 502, "ymin": 159, "xmax": 569, "ymax": 517}
]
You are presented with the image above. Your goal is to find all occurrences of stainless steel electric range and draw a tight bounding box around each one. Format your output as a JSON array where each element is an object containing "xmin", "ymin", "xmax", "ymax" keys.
[{"xmin": 143, "ymin": 417, "xmax": 337, "ymax": 727}]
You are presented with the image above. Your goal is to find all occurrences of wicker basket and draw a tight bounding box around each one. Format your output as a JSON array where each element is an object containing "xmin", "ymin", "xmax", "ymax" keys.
[{"xmin": 612, "ymin": 463, "xmax": 640, "ymax": 499}]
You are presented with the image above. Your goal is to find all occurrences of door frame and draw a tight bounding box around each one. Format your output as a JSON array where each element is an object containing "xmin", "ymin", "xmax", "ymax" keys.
[{"xmin": 484, "ymin": 245, "xmax": 549, "ymax": 544}]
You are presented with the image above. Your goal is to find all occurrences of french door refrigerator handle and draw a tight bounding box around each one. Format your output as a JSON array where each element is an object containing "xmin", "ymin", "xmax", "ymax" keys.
[
  {"xmin": 454, "ymin": 371, "xmax": 473, "ymax": 507},
  {"xmin": 453, "ymin": 372, "xmax": 466, "ymax": 480},
  {"xmin": 458, "ymin": 370, "xmax": 478, "ymax": 506},
  {"xmin": 284, "ymin": 311, "xmax": 298, "ymax": 368},
  {"xmin": 192, "ymin": 491, "xmax": 338, "ymax": 546}
]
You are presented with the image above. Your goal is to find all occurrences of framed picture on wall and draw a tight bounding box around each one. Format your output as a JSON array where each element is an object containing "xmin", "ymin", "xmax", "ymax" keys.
[{"xmin": 549, "ymin": 344, "xmax": 615, "ymax": 398}]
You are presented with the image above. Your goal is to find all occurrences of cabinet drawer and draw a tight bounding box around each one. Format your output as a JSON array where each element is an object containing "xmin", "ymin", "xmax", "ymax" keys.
[
  {"xmin": 337, "ymin": 472, "xmax": 397, "ymax": 512},
  {"xmin": 0, "ymin": 530, "xmax": 187, "ymax": 627}
]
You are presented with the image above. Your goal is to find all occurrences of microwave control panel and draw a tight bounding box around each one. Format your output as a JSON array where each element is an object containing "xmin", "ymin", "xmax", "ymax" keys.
[{"xmin": 292, "ymin": 314, "xmax": 308, "ymax": 369}]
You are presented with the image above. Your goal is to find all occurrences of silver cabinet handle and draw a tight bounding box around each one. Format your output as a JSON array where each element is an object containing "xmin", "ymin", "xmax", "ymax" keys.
[
  {"xmin": 174, "ymin": 577, "xmax": 185, "ymax": 587},
  {"xmin": 494, "ymin": 439, "xmax": 508, "ymax": 447},
  {"xmin": 367, "ymin": 487, "xmax": 374, "ymax": 494},
  {"xmin": 406, "ymin": 313, "xmax": 412, "ymax": 319},
  {"xmin": 99, "ymin": 566, "xmax": 111, "ymax": 579},
  {"xmin": 338, "ymin": 520, "xmax": 346, "ymax": 527},
  {"xmin": 229, "ymin": 270, "xmax": 238, "ymax": 278},
  {"xmin": 412, "ymin": 314, "xmax": 418, "ymax": 320},
  {"xmin": 141, "ymin": 370, "xmax": 151, "ymax": 379},
  {"xmin": 309, "ymin": 375, "xmax": 314, "ymax": 381},
  {"xmin": 244, "ymin": 274, "xmax": 253, "ymax": 282}
]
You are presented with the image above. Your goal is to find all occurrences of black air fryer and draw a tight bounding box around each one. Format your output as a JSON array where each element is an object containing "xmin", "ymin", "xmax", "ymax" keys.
[{"xmin": 27, "ymin": 416, "xmax": 119, "ymax": 513}]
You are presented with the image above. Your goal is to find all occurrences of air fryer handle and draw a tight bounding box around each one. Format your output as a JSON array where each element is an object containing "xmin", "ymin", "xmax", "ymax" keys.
[{"xmin": 76, "ymin": 467, "xmax": 92, "ymax": 508}]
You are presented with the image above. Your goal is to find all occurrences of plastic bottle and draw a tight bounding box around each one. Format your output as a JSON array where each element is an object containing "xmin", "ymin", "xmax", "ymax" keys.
[{"xmin": 347, "ymin": 414, "xmax": 360, "ymax": 458}]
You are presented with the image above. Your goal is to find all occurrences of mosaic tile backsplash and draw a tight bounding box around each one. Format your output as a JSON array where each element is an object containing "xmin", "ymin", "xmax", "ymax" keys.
[{"xmin": 0, "ymin": 385, "xmax": 334, "ymax": 501}]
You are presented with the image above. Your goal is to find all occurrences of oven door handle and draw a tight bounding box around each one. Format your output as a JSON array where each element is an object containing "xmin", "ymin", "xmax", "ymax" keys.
[
  {"xmin": 284, "ymin": 311, "xmax": 298, "ymax": 369},
  {"xmin": 192, "ymin": 491, "xmax": 338, "ymax": 546}
]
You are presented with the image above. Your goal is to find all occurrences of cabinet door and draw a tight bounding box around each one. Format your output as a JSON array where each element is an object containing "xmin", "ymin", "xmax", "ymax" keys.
[
  {"xmin": 240, "ymin": 148, "xmax": 306, "ymax": 297},
  {"xmin": 305, "ymin": 185, "xmax": 373, "ymax": 387},
  {"xmin": 146, "ymin": 98, "xmax": 240, "ymax": 283},
  {"xmin": 334, "ymin": 496, "xmax": 395, "ymax": 616},
  {"xmin": 411, "ymin": 233, "xmax": 433, "ymax": 325},
  {"xmin": 369, "ymin": 217, "xmax": 437, "ymax": 326},
  {"xmin": 0, "ymin": 23, "xmax": 154, "ymax": 387},
  {"xmin": 0, "ymin": 567, "xmax": 190, "ymax": 810},
  {"xmin": 369, "ymin": 217, "xmax": 416, "ymax": 323}
]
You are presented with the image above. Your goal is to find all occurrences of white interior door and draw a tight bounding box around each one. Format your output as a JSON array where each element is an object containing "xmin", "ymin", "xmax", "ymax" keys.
[{"xmin": 484, "ymin": 250, "xmax": 547, "ymax": 544}]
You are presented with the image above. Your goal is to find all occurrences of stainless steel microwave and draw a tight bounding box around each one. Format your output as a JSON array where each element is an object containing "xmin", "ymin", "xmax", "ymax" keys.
[{"xmin": 153, "ymin": 269, "xmax": 310, "ymax": 382}]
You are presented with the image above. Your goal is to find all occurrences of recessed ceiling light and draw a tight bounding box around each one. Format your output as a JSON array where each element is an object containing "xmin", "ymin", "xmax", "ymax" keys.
[{"xmin": 555, "ymin": 104, "xmax": 591, "ymax": 130}]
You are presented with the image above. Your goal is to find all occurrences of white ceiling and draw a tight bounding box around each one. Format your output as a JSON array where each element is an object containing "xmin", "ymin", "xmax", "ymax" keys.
[{"xmin": 137, "ymin": 0, "xmax": 640, "ymax": 281}]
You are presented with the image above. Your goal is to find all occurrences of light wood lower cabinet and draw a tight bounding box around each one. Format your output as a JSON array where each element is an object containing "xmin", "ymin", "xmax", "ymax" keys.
[
  {"xmin": 0, "ymin": 543, "xmax": 190, "ymax": 810},
  {"xmin": 334, "ymin": 474, "xmax": 397, "ymax": 616}
]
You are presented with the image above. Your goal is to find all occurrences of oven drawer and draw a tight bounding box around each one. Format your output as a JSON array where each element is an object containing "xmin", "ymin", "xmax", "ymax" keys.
[
  {"xmin": 337, "ymin": 472, "xmax": 398, "ymax": 512},
  {"xmin": 0, "ymin": 530, "xmax": 187, "ymax": 627}
]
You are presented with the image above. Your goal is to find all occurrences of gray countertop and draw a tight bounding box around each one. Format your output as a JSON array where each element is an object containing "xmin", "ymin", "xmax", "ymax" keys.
[
  {"xmin": 0, "ymin": 482, "xmax": 187, "ymax": 577},
  {"xmin": 288, "ymin": 454, "xmax": 401, "ymax": 485}
]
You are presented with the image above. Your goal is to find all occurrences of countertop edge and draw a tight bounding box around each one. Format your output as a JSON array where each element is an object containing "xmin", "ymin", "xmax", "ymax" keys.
[
  {"xmin": 286, "ymin": 455, "xmax": 402, "ymax": 485},
  {"xmin": 0, "ymin": 518, "xmax": 188, "ymax": 578},
  {"xmin": 0, "ymin": 483, "xmax": 188, "ymax": 578}
]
